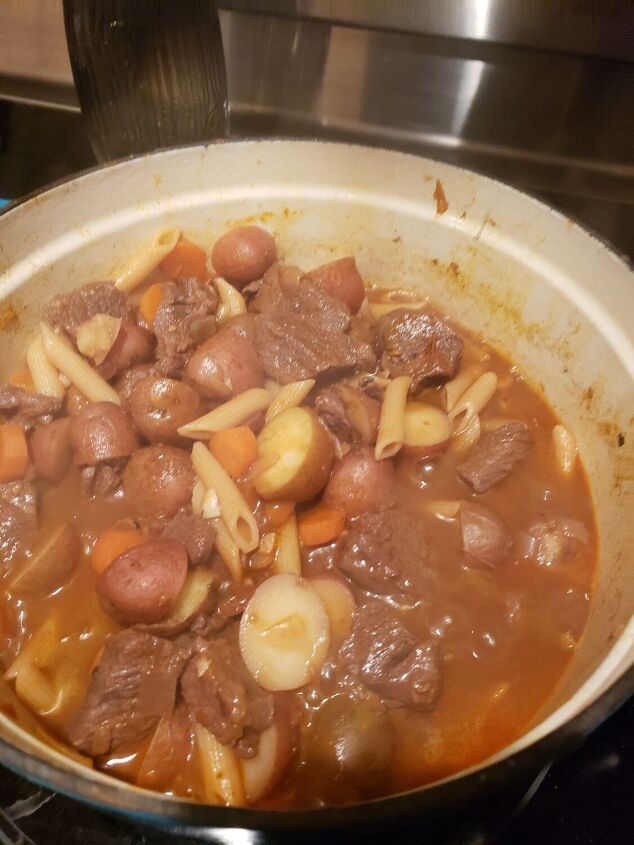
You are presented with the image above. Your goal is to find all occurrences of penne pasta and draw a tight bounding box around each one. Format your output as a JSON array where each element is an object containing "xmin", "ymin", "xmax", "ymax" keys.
[
  {"xmin": 178, "ymin": 388, "xmax": 273, "ymax": 438},
  {"xmin": 265, "ymin": 379, "xmax": 315, "ymax": 422},
  {"xmin": 441, "ymin": 363, "xmax": 482, "ymax": 412},
  {"xmin": 274, "ymin": 512, "xmax": 302, "ymax": 576},
  {"xmin": 14, "ymin": 661, "xmax": 59, "ymax": 714},
  {"xmin": 192, "ymin": 442, "xmax": 259, "ymax": 553},
  {"xmin": 553, "ymin": 424, "xmax": 577, "ymax": 475},
  {"xmin": 375, "ymin": 375, "xmax": 412, "ymax": 460},
  {"xmin": 114, "ymin": 225, "xmax": 180, "ymax": 292},
  {"xmin": 215, "ymin": 278, "xmax": 247, "ymax": 325},
  {"xmin": 39, "ymin": 322, "xmax": 121, "ymax": 405},
  {"xmin": 196, "ymin": 723, "xmax": 245, "ymax": 806},
  {"xmin": 214, "ymin": 518, "xmax": 243, "ymax": 582},
  {"xmin": 5, "ymin": 616, "xmax": 60, "ymax": 681},
  {"xmin": 26, "ymin": 335, "xmax": 65, "ymax": 399},
  {"xmin": 449, "ymin": 371, "xmax": 497, "ymax": 425}
]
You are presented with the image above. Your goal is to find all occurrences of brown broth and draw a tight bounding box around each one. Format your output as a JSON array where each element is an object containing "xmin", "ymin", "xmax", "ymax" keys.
[{"xmin": 0, "ymin": 305, "xmax": 597, "ymax": 809}]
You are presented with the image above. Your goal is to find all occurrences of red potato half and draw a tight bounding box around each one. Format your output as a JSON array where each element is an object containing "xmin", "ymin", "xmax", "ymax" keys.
[
  {"xmin": 253, "ymin": 407, "xmax": 334, "ymax": 502},
  {"xmin": 323, "ymin": 446, "xmax": 395, "ymax": 519},
  {"xmin": 31, "ymin": 417, "xmax": 73, "ymax": 482},
  {"xmin": 96, "ymin": 538, "xmax": 188, "ymax": 625},
  {"xmin": 211, "ymin": 226, "xmax": 277, "ymax": 287},
  {"xmin": 183, "ymin": 327, "xmax": 264, "ymax": 400},
  {"xmin": 128, "ymin": 376, "xmax": 204, "ymax": 444},
  {"xmin": 239, "ymin": 573, "xmax": 330, "ymax": 691},
  {"xmin": 402, "ymin": 401, "xmax": 451, "ymax": 459},
  {"xmin": 307, "ymin": 257, "xmax": 365, "ymax": 313},
  {"xmin": 122, "ymin": 445, "xmax": 195, "ymax": 519}
]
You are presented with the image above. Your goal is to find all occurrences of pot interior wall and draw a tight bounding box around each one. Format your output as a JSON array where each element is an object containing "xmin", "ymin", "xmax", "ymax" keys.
[{"xmin": 0, "ymin": 141, "xmax": 632, "ymax": 785}]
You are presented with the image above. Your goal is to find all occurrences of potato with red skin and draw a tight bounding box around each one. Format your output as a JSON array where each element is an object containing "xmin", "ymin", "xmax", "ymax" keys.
[
  {"xmin": 122, "ymin": 445, "xmax": 195, "ymax": 519},
  {"xmin": 308, "ymin": 257, "xmax": 365, "ymax": 314},
  {"xmin": 129, "ymin": 376, "xmax": 204, "ymax": 444},
  {"xmin": 96, "ymin": 539, "xmax": 188, "ymax": 625},
  {"xmin": 183, "ymin": 326, "xmax": 264, "ymax": 400},
  {"xmin": 70, "ymin": 401, "xmax": 139, "ymax": 465},
  {"xmin": 99, "ymin": 322, "xmax": 153, "ymax": 380},
  {"xmin": 211, "ymin": 226, "xmax": 277, "ymax": 287},
  {"xmin": 64, "ymin": 385, "xmax": 89, "ymax": 416},
  {"xmin": 253, "ymin": 407, "xmax": 334, "ymax": 502},
  {"xmin": 324, "ymin": 446, "xmax": 396, "ymax": 519},
  {"xmin": 31, "ymin": 418, "xmax": 73, "ymax": 482}
]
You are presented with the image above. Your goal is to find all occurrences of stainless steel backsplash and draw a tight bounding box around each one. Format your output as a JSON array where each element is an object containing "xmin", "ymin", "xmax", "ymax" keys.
[{"xmin": 0, "ymin": 1, "xmax": 631, "ymax": 250}]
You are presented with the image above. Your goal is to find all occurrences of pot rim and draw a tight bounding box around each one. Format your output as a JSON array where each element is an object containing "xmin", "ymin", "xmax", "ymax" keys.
[{"xmin": 0, "ymin": 138, "xmax": 632, "ymax": 830}]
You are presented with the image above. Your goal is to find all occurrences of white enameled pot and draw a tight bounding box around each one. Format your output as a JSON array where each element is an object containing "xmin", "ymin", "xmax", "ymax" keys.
[{"xmin": 0, "ymin": 141, "xmax": 631, "ymax": 838}]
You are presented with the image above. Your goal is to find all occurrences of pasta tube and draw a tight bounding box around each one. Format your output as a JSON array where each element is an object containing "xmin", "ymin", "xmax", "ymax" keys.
[
  {"xmin": 178, "ymin": 388, "xmax": 273, "ymax": 438},
  {"xmin": 114, "ymin": 226, "xmax": 180, "ymax": 292},
  {"xmin": 265, "ymin": 379, "xmax": 315, "ymax": 422},
  {"xmin": 39, "ymin": 322, "xmax": 120, "ymax": 405},
  {"xmin": 375, "ymin": 375, "xmax": 411, "ymax": 460},
  {"xmin": 191, "ymin": 442, "xmax": 259, "ymax": 553},
  {"xmin": 26, "ymin": 335, "xmax": 65, "ymax": 399}
]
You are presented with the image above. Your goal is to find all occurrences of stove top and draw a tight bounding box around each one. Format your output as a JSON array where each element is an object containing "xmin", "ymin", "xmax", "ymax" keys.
[{"xmin": 0, "ymin": 696, "xmax": 631, "ymax": 845}]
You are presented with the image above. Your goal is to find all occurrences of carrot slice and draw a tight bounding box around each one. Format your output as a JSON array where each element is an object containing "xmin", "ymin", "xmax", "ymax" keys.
[
  {"xmin": 160, "ymin": 237, "xmax": 208, "ymax": 280},
  {"xmin": 0, "ymin": 424, "xmax": 29, "ymax": 482},
  {"xmin": 209, "ymin": 426, "xmax": 258, "ymax": 479},
  {"xmin": 139, "ymin": 282, "xmax": 165, "ymax": 325},
  {"xmin": 91, "ymin": 528, "xmax": 146, "ymax": 574},
  {"xmin": 9, "ymin": 368, "xmax": 35, "ymax": 392},
  {"xmin": 298, "ymin": 506, "xmax": 345, "ymax": 547},
  {"xmin": 262, "ymin": 500, "xmax": 295, "ymax": 529}
]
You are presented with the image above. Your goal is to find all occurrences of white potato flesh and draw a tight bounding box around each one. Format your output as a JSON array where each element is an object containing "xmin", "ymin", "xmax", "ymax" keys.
[
  {"xmin": 310, "ymin": 577, "xmax": 356, "ymax": 644},
  {"xmin": 403, "ymin": 402, "xmax": 451, "ymax": 457},
  {"xmin": 253, "ymin": 407, "xmax": 334, "ymax": 502},
  {"xmin": 239, "ymin": 573, "xmax": 330, "ymax": 691}
]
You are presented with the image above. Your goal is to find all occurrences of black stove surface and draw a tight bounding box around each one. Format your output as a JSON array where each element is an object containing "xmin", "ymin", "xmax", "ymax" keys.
[{"xmin": 0, "ymin": 696, "xmax": 631, "ymax": 845}]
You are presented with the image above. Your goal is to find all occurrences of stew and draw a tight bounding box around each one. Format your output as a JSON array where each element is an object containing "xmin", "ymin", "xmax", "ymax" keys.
[{"xmin": 0, "ymin": 223, "xmax": 597, "ymax": 808}]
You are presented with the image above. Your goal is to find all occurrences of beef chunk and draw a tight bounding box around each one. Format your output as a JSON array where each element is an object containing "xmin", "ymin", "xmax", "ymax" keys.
[
  {"xmin": 80, "ymin": 462, "xmax": 123, "ymax": 498},
  {"xmin": 152, "ymin": 278, "xmax": 218, "ymax": 376},
  {"xmin": 254, "ymin": 274, "xmax": 375, "ymax": 384},
  {"xmin": 460, "ymin": 502, "xmax": 512, "ymax": 568},
  {"xmin": 0, "ymin": 482, "xmax": 37, "ymax": 564},
  {"xmin": 375, "ymin": 308, "xmax": 463, "ymax": 387},
  {"xmin": 0, "ymin": 385, "xmax": 62, "ymax": 427},
  {"xmin": 163, "ymin": 508, "xmax": 216, "ymax": 566},
  {"xmin": 47, "ymin": 281, "xmax": 129, "ymax": 339},
  {"xmin": 68, "ymin": 629, "xmax": 191, "ymax": 756},
  {"xmin": 315, "ymin": 387, "xmax": 350, "ymax": 441},
  {"xmin": 335, "ymin": 510, "xmax": 436, "ymax": 604},
  {"xmin": 457, "ymin": 422, "xmax": 532, "ymax": 493},
  {"xmin": 339, "ymin": 601, "xmax": 441, "ymax": 710},
  {"xmin": 136, "ymin": 703, "xmax": 194, "ymax": 790},
  {"xmin": 314, "ymin": 384, "xmax": 380, "ymax": 445},
  {"xmin": 523, "ymin": 517, "xmax": 589, "ymax": 568},
  {"xmin": 180, "ymin": 636, "xmax": 274, "ymax": 756}
]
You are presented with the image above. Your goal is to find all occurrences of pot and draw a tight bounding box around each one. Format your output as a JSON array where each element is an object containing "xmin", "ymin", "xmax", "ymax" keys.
[{"xmin": 0, "ymin": 140, "xmax": 632, "ymax": 839}]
